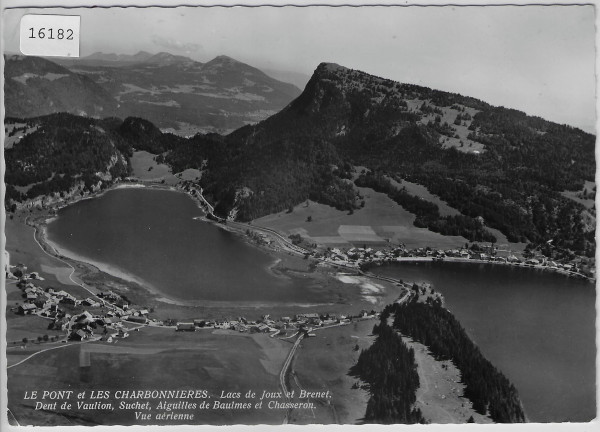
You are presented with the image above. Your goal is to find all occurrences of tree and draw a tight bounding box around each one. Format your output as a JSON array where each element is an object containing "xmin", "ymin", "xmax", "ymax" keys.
[{"xmin": 306, "ymin": 215, "xmax": 312, "ymax": 222}]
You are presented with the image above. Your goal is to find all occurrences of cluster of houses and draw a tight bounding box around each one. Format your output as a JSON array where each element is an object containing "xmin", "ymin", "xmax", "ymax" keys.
[
  {"xmin": 174, "ymin": 310, "xmax": 376, "ymax": 334},
  {"xmin": 10, "ymin": 262, "xmax": 380, "ymax": 342},
  {"xmin": 9, "ymin": 264, "xmax": 158, "ymax": 342},
  {"xmin": 316, "ymin": 244, "xmax": 591, "ymax": 278}
]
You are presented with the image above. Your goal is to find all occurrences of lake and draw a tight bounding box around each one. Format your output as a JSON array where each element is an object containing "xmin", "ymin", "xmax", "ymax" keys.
[
  {"xmin": 47, "ymin": 187, "xmax": 329, "ymax": 305},
  {"xmin": 373, "ymin": 261, "xmax": 596, "ymax": 423}
]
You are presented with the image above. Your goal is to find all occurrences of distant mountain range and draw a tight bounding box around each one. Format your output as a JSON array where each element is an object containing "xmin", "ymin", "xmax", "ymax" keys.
[
  {"xmin": 4, "ymin": 55, "xmax": 118, "ymax": 119},
  {"xmin": 53, "ymin": 51, "xmax": 193, "ymax": 67},
  {"xmin": 5, "ymin": 61, "xmax": 595, "ymax": 259},
  {"xmin": 5, "ymin": 52, "xmax": 302, "ymax": 135}
]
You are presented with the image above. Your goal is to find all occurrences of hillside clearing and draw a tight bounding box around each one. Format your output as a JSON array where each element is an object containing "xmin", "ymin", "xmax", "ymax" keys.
[{"xmin": 255, "ymin": 187, "xmax": 470, "ymax": 250}]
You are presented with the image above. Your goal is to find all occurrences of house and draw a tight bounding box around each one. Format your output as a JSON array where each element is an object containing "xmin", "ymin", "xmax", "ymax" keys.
[
  {"xmin": 273, "ymin": 321, "xmax": 286, "ymax": 329},
  {"xmin": 95, "ymin": 317, "xmax": 112, "ymax": 327},
  {"xmin": 82, "ymin": 298, "xmax": 101, "ymax": 307},
  {"xmin": 126, "ymin": 315, "xmax": 147, "ymax": 324},
  {"xmin": 69, "ymin": 329, "xmax": 89, "ymax": 341},
  {"xmin": 257, "ymin": 324, "xmax": 271, "ymax": 333},
  {"xmin": 60, "ymin": 297, "xmax": 76, "ymax": 305},
  {"xmin": 193, "ymin": 319, "xmax": 207, "ymax": 327},
  {"xmin": 74, "ymin": 311, "xmax": 94, "ymax": 323},
  {"xmin": 176, "ymin": 322, "xmax": 196, "ymax": 332},
  {"xmin": 298, "ymin": 313, "xmax": 319, "ymax": 320},
  {"xmin": 234, "ymin": 323, "xmax": 248, "ymax": 332},
  {"xmin": 18, "ymin": 303, "xmax": 37, "ymax": 315},
  {"xmin": 33, "ymin": 298, "xmax": 47, "ymax": 309}
]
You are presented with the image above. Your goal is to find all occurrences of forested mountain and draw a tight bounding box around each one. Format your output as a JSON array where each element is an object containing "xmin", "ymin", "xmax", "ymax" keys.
[
  {"xmin": 4, "ymin": 62, "xmax": 595, "ymax": 257},
  {"xmin": 195, "ymin": 62, "xmax": 594, "ymax": 256},
  {"xmin": 4, "ymin": 55, "xmax": 118, "ymax": 118},
  {"xmin": 4, "ymin": 114, "xmax": 130, "ymax": 208}
]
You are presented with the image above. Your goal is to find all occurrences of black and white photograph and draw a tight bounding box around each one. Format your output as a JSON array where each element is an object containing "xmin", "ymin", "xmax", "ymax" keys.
[{"xmin": 1, "ymin": 1, "xmax": 597, "ymax": 428}]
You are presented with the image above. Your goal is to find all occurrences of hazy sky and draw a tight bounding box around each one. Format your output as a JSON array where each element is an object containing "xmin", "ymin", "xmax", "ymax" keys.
[{"xmin": 2, "ymin": 5, "xmax": 596, "ymax": 133}]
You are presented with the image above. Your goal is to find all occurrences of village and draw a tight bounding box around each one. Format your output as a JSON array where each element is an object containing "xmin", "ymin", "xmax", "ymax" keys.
[
  {"xmin": 316, "ymin": 243, "xmax": 594, "ymax": 280},
  {"xmin": 176, "ymin": 181, "xmax": 595, "ymax": 282},
  {"xmin": 5, "ymin": 261, "xmax": 380, "ymax": 346}
]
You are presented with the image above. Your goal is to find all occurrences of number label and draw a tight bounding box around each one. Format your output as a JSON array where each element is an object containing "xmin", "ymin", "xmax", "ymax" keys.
[
  {"xmin": 20, "ymin": 15, "xmax": 80, "ymax": 57},
  {"xmin": 28, "ymin": 27, "xmax": 74, "ymax": 40}
]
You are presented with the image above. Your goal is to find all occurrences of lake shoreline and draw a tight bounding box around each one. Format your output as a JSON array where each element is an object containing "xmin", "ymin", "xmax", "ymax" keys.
[{"xmin": 23, "ymin": 184, "xmax": 397, "ymax": 317}]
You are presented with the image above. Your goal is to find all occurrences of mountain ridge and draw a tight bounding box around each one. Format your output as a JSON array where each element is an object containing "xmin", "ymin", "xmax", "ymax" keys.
[{"xmin": 5, "ymin": 61, "xmax": 595, "ymax": 259}]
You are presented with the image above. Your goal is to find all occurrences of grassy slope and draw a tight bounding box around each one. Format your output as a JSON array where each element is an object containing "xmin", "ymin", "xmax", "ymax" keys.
[
  {"xmin": 130, "ymin": 151, "xmax": 175, "ymax": 182},
  {"xmin": 402, "ymin": 336, "xmax": 492, "ymax": 424},
  {"xmin": 291, "ymin": 319, "xmax": 376, "ymax": 424},
  {"xmin": 254, "ymin": 187, "xmax": 470, "ymax": 250}
]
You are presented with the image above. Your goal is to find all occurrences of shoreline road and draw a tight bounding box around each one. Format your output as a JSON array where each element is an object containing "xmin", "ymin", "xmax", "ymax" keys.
[
  {"xmin": 280, "ymin": 333, "xmax": 305, "ymax": 424},
  {"xmin": 229, "ymin": 221, "xmax": 311, "ymax": 256}
]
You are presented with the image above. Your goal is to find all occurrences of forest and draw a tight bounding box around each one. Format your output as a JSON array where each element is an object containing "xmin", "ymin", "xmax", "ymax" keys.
[
  {"xmin": 349, "ymin": 320, "xmax": 425, "ymax": 424},
  {"xmin": 4, "ymin": 114, "xmax": 130, "ymax": 204}
]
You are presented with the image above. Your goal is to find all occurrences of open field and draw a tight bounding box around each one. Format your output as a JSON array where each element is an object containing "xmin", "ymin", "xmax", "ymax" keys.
[
  {"xmin": 4, "ymin": 123, "xmax": 39, "ymax": 149},
  {"xmin": 5, "ymin": 218, "xmax": 92, "ymax": 296},
  {"xmin": 255, "ymin": 187, "xmax": 472, "ymax": 250},
  {"xmin": 131, "ymin": 151, "xmax": 201, "ymax": 184},
  {"xmin": 177, "ymin": 168, "xmax": 202, "ymax": 182},
  {"xmin": 5, "ymin": 314, "xmax": 60, "ymax": 347},
  {"xmin": 255, "ymin": 178, "xmax": 525, "ymax": 250},
  {"xmin": 561, "ymin": 180, "xmax": 596, "ymax": 210},
  {"xmin": 7, "ymin": 327, "xmax": 289, "ymax": 425},
  {"xmin": 130, "ymin": 150, "xmax": 177, "ymax": 182},
  {"xmin": 402, "ymin": 336, "xmax": 491, "ymax": 424},
  {"xmin": 290, "ymin": 319, "xmax": 376, "ymax": 424}
]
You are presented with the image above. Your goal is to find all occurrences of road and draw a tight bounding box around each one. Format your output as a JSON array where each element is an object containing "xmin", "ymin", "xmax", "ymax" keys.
[
  {"xmin": 279, "ymin": 332, "xmax": 305, "ymax": 424},
  {"xmin": 31, "ymin": 223, "xmax": 103, "ymax": 301},
  {"xmin": 229, "ymin": 220, "xmax": 311, "ymax": 256},
  {"xmin": 7, "ymin": 337, "xmax": 100, "ymax": 369},
  {"xmin": 30, "ymin": 220, "xmax": 127, "ymax": 315}
]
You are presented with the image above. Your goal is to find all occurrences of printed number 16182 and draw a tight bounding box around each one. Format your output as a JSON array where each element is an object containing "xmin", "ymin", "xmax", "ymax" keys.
[{"xmin": 28, "ymin": 27, "xmax": 74, "ymax": 40}]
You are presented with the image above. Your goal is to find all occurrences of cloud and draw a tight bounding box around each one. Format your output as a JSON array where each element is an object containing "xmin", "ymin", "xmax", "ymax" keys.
[{"xmin": 152, "ymin": 35, "xmax": 203, "ymax": 55}]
